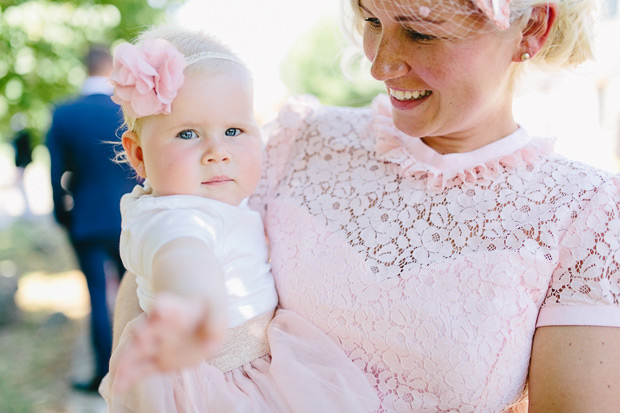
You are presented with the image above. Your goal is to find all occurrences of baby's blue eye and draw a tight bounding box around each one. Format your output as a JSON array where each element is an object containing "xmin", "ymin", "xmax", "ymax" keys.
[
  {"xmin": 225, "ymin": 128, "xmax": 241, "ymax": 137},
  {"xmin": 178, "ymin": 130, "xmax": 197, "ymax": 140}
]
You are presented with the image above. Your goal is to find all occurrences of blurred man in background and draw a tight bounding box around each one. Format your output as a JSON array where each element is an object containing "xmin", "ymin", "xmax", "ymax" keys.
[{"xmin": 46, "ymin": 44, "xmax": 137, "ymax": 392}]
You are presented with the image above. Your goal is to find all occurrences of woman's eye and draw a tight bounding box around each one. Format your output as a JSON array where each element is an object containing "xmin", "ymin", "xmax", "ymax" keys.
[
  {"xmin": 404, "ymin": 27, "xmax": 437, "ymax": 42},
  {"xmin": 225, "ymin": 128, "xmax": 241, "ymax": 137},
  {"xmin": 177, "ymin": 130, "xmax": 197, "ymax": 140},
  {"xmin": 364, "ymin": 17, "xmax": 381, "ymax": 29}
]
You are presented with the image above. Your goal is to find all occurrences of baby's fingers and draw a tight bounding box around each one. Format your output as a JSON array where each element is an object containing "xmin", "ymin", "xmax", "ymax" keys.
[
  {"xmin": 113, "ymin": 355, "xmax": 159, "ymax": 393},
  {"xmin": 151, "ymin": 293, "xmax": 204, "ymax": 330},
  {"xmin": 112, "ymin": 320, "xmax": 161, "ymax": 392}
]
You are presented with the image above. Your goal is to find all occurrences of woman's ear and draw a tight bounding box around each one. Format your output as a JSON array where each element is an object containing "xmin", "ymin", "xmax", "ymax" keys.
[
  {"xmin": 122, "ymin": 130, "xmax": 147, "ymax": 178},
  {"xmin": 513, "ymin": 3, "xmax": 557, "ymax": 62}
]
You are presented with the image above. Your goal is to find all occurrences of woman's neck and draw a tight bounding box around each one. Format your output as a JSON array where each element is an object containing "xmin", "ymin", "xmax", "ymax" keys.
[{"xmin": 420, "ymin": 109, "xmax": 518, "ymax": 154}]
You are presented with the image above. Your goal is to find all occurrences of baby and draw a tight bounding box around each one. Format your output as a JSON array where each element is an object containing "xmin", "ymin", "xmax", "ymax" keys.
[{"xmin": 99, "ymin": 25, "xmax": 379, "ymax": 412}]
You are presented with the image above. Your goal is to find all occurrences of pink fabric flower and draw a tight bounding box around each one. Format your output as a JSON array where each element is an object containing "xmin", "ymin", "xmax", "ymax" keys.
[
  {"xmin": 110, "ymin": 38, "xmax": 187, "ymax": 118},
  {"xmin": 473, "ymin": 0, "xmax": 512, "ymax": 30}
]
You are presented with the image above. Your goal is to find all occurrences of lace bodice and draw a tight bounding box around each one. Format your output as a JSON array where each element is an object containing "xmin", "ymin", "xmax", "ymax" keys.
[{"xmin": 250, "ymin": 95, "xmax": 620, "ymax": 412}]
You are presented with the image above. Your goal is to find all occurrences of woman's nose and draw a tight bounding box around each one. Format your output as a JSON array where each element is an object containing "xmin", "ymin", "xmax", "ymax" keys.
[{"xmin": 370, "ymin": 33, "xmax": 410, "ymax": 81}]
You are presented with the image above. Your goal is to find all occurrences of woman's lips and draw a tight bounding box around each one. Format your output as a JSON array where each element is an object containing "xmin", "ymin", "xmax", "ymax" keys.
[
  {"xmin": 389, "ymin": 88, "xmax": 432, "ymax": 101},
  {"xmin": 387, "ymin": 87, "xmax": 432, "ymax": 110}
]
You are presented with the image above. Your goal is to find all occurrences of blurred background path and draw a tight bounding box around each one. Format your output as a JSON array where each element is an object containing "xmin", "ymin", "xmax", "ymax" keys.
[{"xmin": 0, "ymin": 150, "xmax": 105, "ymax": 412}]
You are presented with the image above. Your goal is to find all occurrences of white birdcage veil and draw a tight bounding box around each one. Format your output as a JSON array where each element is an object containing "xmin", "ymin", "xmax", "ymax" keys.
[
  {"xmin": 345, "ymin": 0, "xmax": 599, "ymax": 70},
  {"xmin": 354, "ymin": 0, "xmax": 541, "ymax": 39}
]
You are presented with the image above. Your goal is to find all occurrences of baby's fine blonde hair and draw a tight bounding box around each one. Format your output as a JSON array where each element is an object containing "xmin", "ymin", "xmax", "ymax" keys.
[
  {"xmin": 119, "ymin": 26, "xmax": 246, "ymax": 133},
  {"xmin": 112, "ymin": 26, "xmax": 247, "ymax": 166}
]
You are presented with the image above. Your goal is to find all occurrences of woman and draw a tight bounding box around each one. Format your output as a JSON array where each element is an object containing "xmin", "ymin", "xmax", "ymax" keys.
[{"xmin": 113, "ymin": 0, "xmax": 620, "ymax": 411}]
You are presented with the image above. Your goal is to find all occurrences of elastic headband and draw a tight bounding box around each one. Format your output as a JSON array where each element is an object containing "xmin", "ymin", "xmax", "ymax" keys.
[
  {"xmin": 110, "ymin": 38, "xmax": 247, "ymax": 118},
  {"xmin": 185, "ymin": 51, "xmax": 244, "ymax": 66}
]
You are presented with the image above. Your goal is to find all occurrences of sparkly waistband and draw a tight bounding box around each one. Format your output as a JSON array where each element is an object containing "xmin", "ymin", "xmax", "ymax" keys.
[{"xmin": 207, "ymin": 310, "xmax": 273, "ymax": 373}]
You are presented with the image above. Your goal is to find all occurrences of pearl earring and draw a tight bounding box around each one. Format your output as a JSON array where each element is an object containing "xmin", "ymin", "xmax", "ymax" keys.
[{"xmin": 520, "ymin": 52, "xmax": 531, "ymax": 61}]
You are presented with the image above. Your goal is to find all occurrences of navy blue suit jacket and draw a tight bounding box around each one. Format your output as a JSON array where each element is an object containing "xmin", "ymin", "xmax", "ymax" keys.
[{"xmin": 47, "ymin": 93, "xmax": 137, "ymax": 243}]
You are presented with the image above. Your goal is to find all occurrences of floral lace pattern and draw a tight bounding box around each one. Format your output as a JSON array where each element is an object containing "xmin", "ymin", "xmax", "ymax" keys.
[{"xmin": 251, "ymin": 95, "xmax": 620, "ymax": 412}]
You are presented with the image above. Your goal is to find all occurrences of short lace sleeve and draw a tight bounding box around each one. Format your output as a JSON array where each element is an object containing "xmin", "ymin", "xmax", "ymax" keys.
[
  {"xmin": 538, "ymin": 175, "xmax": 620, "ymax": 327},
  {"xmin": 250, "ymin": 95, "xmax": 321, "ymax": 217}
]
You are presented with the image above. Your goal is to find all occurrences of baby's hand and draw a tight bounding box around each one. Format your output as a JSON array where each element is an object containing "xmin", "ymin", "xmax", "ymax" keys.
[{"xmin": 112, "ymin": 293, "xmax": 225, "ymax": 393}]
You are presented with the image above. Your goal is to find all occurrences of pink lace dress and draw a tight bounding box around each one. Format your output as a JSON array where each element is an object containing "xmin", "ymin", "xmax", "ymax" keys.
[
  {"xmin": 250, "ymin": 94, "xmax": 620, "ymax": 412},
  {"xmin": 101, "ymin": 185, "xmax": 380, "ymax": 412}
]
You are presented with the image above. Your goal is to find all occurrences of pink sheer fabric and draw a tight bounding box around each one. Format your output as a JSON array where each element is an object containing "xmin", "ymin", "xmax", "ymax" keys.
[
  {"xmin": 250, "ymin": 94, "xmax": 620, "ymax": 412},
  {"xmin": 101, "ymin": 309, "xmax": 379, "ymax": 412}
]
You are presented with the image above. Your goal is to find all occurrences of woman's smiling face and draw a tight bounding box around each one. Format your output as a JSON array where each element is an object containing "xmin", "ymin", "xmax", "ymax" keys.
[{"xmin": 359, "ymin": 0, "xmax": 523, "ymax": 153}]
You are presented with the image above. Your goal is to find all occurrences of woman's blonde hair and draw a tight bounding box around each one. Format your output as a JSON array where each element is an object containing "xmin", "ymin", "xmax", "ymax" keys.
[
  {"xmin": 516, "ymin": 0, "xmax": 597, "ymax": 68},
  {"xmin": 342, "ymin": 0, "xmax": 599, "ymax": 72}
]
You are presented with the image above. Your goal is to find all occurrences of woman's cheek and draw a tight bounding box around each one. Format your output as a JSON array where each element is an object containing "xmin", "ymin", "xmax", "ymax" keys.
[{"xmin": 362, "ymin": 28, "xmax": 378, "ymax": 62}]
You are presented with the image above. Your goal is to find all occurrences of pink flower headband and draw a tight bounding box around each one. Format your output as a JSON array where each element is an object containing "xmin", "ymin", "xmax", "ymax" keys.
[
  {"xmin": 473, "ymin": 0, "xmax": 512, "ymax": 30},
  {"xmin": 110, "ymin": 38, "xmax": 243, "ymax": 118}
]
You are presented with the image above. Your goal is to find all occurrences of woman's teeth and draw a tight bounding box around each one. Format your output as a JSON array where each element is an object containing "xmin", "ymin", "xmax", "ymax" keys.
[{"xmin": 389, "ymin": 88, "xmax": 432, "ymax": 101}]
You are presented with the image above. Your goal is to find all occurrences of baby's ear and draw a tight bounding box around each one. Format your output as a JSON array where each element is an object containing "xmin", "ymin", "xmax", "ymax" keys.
[{"xmin": 122, "ymin": 131, "xmax": 147, "ymax": 178}]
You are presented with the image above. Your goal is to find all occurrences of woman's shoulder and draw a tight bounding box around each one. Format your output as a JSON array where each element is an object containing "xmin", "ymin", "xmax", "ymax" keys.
[
  {"xmin": 541, "ymin": 152, "xmax": 620, "ymax": 197},
  {"xmin": 276, "ymin": 94, "xmax": 371, "ymax": 118},
  {"xmin": 263, "ymin": 95, "xmax": 372, "ymax": 144},
  {"xmin": 535, "ymin": 153, "xmax": 620, "ymax": 233}
]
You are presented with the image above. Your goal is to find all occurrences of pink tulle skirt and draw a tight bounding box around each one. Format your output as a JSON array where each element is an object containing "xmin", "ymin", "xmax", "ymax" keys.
[{"xmin": 100, "ymin": 309, "xmax": 379, "ymax": 412}]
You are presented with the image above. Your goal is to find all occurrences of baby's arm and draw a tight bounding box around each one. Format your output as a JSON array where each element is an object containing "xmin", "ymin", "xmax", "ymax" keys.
[
  {"xmin": 112, "ymin": 271, "xmax": 141, "ymax": 352},
  {"xmin": 113, "ymin": 237, "xmax": 227, "ymax": 391}
]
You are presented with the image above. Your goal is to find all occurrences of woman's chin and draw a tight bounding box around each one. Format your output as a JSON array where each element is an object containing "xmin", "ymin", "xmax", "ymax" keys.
[{"xmin": 391, "ymin": 117, "xmax": 427, "ymax": 139}]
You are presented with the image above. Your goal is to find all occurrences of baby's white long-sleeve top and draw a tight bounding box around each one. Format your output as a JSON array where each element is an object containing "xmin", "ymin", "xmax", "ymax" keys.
[{"xmin": 119, "ymin": 182, "xmax": 277, "ymax": 328}]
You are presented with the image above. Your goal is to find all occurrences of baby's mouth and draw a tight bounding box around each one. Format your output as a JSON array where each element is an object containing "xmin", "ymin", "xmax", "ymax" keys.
[{"xmin": 203, "ymin": 175, "xmax": 233, "ymax": 184}]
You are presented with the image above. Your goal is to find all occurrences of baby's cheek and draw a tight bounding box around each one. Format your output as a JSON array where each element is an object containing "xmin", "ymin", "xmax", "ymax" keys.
[
  {"xmin": 251, "ymin": 159, "xmax": 263, "ymax": 184},
  {"xmin": 245, "ymin": 157, "xmax": 263, "ymax": 191}
]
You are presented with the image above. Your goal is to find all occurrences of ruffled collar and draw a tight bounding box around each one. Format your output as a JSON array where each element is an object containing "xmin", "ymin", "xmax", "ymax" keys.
[
  {"xmin": 121, "ymin": 180, "xmax": 250, "ymax": 219},
  {"xmin": 371, "ymin": 94, "xmax": 554, "ymax": 190}
]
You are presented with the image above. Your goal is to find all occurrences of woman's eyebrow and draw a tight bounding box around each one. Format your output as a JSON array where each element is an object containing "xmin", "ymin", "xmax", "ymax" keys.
[
  {"xmin": 358, "ymin": 1, "xmax": 446, "ymax": 25},
  {"xmin": 358, "ymin": 1, "xmax": 373, "ymax": 15},
  {"xmin": 394, "ymin": 15, "xmax": 446, "ymax": 25}
]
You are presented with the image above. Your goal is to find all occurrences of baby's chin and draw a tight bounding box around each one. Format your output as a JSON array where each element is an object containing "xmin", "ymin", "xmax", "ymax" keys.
[
  {"xmin": 150, "ymin": 185, "xmax": 253, "ymax": 207},
  {"xmin": 198, "ymin": 193, "xmax": 250, "ymax": 207}
]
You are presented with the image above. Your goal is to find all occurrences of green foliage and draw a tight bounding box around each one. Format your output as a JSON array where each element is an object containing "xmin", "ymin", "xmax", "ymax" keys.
[
  {"xmin": 281, "ymin": 16, "xmax": 384, "ymax": 108},
  {"xmin": 0, "ymin": 0, "xmax": 184, "ymax": 147}
]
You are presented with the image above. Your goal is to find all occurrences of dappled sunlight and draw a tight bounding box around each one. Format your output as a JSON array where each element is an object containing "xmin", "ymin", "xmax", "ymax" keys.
[
  {"xmin": 0, "ymin": 187, "xmax": 25, "ymax": 217},
  {"xmin": 0, "ymin": 144, "xmax": 53, "ymax": 219},
  {"xmin": 3, "ymin": 1, "xmax": 121, "ymax": 45},
  {"xmin": 22, "ymin": 155, "xmax": 53, "ymax": 215},
  {"xmin": 0, "ymin": 145, "xmax": 16, "ymax": 186},
  {"xmin": 15, "ymin": 270, "xmax": 91, "ymax": 319}
]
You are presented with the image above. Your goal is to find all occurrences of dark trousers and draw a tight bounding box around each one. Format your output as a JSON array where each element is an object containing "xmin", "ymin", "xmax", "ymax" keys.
[{"xmin": 72, "ymin": 237, "xmax": 124, "ymax": 378}]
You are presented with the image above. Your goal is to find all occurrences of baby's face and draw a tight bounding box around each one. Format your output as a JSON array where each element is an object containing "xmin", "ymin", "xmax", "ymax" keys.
[{"xmin": 137, "ymin": 66, "xmax": 262, "ymax": 206}]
